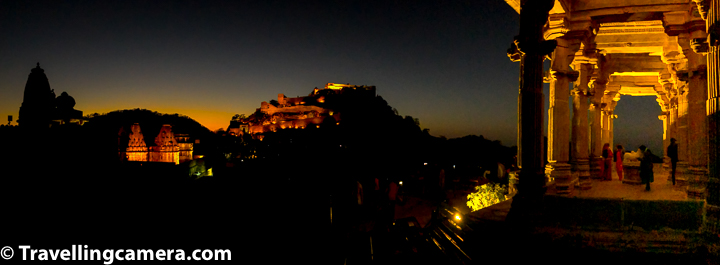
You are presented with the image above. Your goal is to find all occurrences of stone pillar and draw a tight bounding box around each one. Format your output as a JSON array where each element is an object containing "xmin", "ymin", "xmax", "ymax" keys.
[
  {"xmin": 601, "ymin": 110, "xmax": 610, "ymax": 148},
  {"xmin": 659, "ymin": 112, "xmax": 669, "ymax": 159},
  {"xmin": 505, "ymin": 0, "xmax": 556, "ymax": 221},
  {"xmin": 609, "ymin": 114, "xmax": 615, "ymax": 149},
  {"xmin": 546, "ymin": 37, "xmax": 580, "ymax": 195},
  {"xmin": 589, "ymin": 81, "xmax": 606, "ymax": 180},
  {"xmin": 610, "ymin": 94, "xmax": 620, "ymax": 150},
  {"xmin": 660, "ymin": 78, "xmax": 677, "ymax": 173},
  {"xmin": 682, "ymin": 29, "xmax": 710, "ymax": 199},
  {"xmin": 668, "ymin": 91, "xmax": 680, "ymax": 177},
  {"xmin": 693, "ymin": 0, "xmax": 720, "ymax": 236},
  {"xmin": 676, "ymin": 80, "xmax": 690, "ymax": 190},
  {"xmin": 572, "ymin": 63, "xmax": 593, "ymax": 190},
  {"xmin": 601, "ymin": 94, "xmax": 615, "ymax": 148}
]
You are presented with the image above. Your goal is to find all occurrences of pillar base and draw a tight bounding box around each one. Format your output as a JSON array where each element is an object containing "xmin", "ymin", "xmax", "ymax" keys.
[
  {"xmin": 674, "ymin": 162, "xmax": 690, "ymax": 192},
  {"xmin": 546, "ymin": 162, "xmax": 572, "ymax": 195},
  {"xmin": 687, "ymin": 166, "xmax": 708, "ymax": 199},
  {"xmin": 703, "ymin": 202, "xmax": 720, "ymax": 236},
  {"xmin": 572, "ymin": 159, "xmax": 592, "ymax": 190},
  {"xmin": 590, "ymin": 157, "xmax": 603, "ymax": 180}
]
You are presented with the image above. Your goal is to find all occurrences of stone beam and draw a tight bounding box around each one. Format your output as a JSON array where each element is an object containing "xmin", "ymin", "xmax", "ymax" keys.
[
  {"xmin": 571, "ymin": 3, "xmax": 692, "ymax": 18},
  {"xmin": 595, "ymin": 20, "xmax": 669, "ymax": 55},
  {"xmin": 504, "ymin": 0, "xmax": 567, "ymax": 15},
  {"xmin": 545, "ymin": 15, "xmax": 595, "ymax": 41},
  {"xmin": 604, "ymin": 54, "xmax": 668, "ymax": 73}
]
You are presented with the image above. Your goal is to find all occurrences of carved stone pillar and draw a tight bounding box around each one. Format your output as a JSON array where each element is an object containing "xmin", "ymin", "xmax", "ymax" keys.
[
  {"xmin": 695, "ymin": 0, "xmax": 720, "ymax": 236},
  {"xmin": 601, "ymin": 110, "xmax": 610, "ymax": 148},
  {"xmin": 676, "ymin": 80, "xmax": 690, "ymax": 190},
  {"xmin": 601, "ymin": 94, "xmax": 615, "ymax": 148},
  {"xmin": 661, "ymin": 78, "xmax": 676, "ymax": 173},
  {"xmin": 546, "ymin": 37, "xmax": 580, "ymax": 195},
  {"xmin": 572, "ymin": 63, "xmax": 593, "ymax": 190},
  {"xmin": 610, "ymin": 94, "xmax": 620, "ymax": 150},
  {"xmin": 505, "ymin": 0, "xmax": 556, "ymax": 221},
  {"xmin": 609, "ymin": 113, "xmax": 615, "ymax": 149},
  {"xmin": 589, "ymin": 82, "xmax": 606, "ymax": 180},
  {"xmin": 659, "ymin": 113, "xmax": 669, "ymax": 162},
  {"xmin": 681, "ymin": 29, "xmax": 710, "ymax": 199}
]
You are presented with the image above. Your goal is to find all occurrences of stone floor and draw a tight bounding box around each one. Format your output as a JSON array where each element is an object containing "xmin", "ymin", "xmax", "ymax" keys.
[{"xmin": 547, "ymin": 163, "xmax": 694, "ymax": 201}]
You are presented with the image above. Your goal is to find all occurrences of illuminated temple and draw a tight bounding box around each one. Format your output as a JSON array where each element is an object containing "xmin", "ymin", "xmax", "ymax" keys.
[
  {"xmin": 228, "ymin": 83, "xmax": 375, "ymax": 136},
  {"xmin": 118, "ymin": 123, "xmax": 193, "ymax": 164},
  {"xmin": 497, "ymin": 0, "xmax": 720, "ymax": 254}
]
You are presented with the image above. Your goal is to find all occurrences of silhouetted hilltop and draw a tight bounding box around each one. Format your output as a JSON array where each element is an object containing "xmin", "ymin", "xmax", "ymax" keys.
[{"xmin": 84, "ymin": 108, "xmax": 212, "ymax": 137}]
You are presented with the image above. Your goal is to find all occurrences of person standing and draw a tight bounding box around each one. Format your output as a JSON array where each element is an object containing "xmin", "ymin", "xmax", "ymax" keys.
[
  {"xmin": 667, "ymin": 138, "xmax": 678, "ymax": 185},
  {"xmin": 615, "ymin": 145, "xmax": 624, "ymax": 181},
  {"xmin": 387, "ymin": 179, "xmax": 398, "ymax": 224},
  {"xmin": 602, "ymin": 143, "xmax": 613, "ymax": 181},
  {"xmin": 638, "ymin": 145, "xmax": 654, "ymax": 191}
]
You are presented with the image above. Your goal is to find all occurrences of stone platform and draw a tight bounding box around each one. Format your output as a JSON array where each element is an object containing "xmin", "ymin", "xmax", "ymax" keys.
[
  {"xmin": 466, "ymin": 164, "xmax": 717, "ymax": 259},
  {"xmin": 547, "ymin": 163, "xmax": 689, "ymax": 201}
]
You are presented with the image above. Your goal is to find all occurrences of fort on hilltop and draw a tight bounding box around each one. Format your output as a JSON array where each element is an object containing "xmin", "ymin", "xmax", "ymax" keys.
[{"xmin": 227, "ymin": 83, "xmax": 375, "ymax": 136}]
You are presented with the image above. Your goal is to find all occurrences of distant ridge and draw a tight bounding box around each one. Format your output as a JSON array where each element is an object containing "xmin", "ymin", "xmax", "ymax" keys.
[{"xmin": 84, "ymin": 108, "xmax": 213, "ymax": 139}]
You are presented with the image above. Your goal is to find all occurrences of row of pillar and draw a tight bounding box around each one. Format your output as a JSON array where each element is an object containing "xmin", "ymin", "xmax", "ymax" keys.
[
  {"xmin": 547, "ymin": 39, "xmax": 620, "ymax": 194},
  {"xmin": 548, "ymin": 31, "xmax": 710, "ymax": 199}
]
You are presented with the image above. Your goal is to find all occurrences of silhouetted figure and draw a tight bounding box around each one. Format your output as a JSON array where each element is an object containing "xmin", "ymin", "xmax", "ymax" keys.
[
  {"xmin": 638, "ymin": 145, "xmax": 654, "ymax": 191},
  {"xmin": 602, "ymin": 143, "xmax": 612, "ymax": 181},
  {"xmin": 387, "ymin": 178, "xmax": 399, "ymax": 224},
  {"xmin": 667, "ymin": 138, "xmax": 678, "ymax": 185},
  {"xmin": 615, "ymin": 145, "xmax": 624, "ymax": 181},
  {"xmin": 439, "ymin": 169, "xmax": 445, "ymax": 192}
]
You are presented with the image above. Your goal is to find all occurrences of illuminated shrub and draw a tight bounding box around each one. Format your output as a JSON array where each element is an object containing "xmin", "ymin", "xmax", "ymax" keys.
[{"xmin": 466, "ymin": 183, "xmax": 509, "ymax": 212}]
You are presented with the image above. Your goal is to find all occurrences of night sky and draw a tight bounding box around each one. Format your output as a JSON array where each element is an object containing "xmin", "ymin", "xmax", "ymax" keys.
[{"xmin": 0, "ymin": 0, "xmax": 663, "ymax": 152}]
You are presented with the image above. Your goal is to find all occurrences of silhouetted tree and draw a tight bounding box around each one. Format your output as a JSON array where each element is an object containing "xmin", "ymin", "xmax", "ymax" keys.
[{"xmin": 232, "ymin": 114, "xmax": 246, "ymax": 121}]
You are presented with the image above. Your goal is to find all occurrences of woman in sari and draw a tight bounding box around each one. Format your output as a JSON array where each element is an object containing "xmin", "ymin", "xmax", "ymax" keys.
[
  {"xmin": 602, "ymin": 143, "xmax": 613, "ymax": 180},
  {"xmin": 615, "ymin": 145, "xmax": 624, "ymax": 181}
]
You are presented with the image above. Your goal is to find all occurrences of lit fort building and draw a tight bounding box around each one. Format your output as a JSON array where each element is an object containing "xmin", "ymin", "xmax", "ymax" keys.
[
  {"xmin": 227, "ymin": 83, "xmax": 375, "ymax": 136},
  {"xmin": 118, "ymin": 123, "xmax": 193, "ymax": 165}
]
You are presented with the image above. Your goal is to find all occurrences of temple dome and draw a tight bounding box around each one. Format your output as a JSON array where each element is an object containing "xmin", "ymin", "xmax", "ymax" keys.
[{"xmin": 55, "ymin": 91, "xmax": 76, "ymax": 110}]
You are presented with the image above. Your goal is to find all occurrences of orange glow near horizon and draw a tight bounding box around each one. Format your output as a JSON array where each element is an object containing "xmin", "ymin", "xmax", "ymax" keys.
[{"xmin": 87, "ymin": 107, "xmax": 236, "ymax": 132}]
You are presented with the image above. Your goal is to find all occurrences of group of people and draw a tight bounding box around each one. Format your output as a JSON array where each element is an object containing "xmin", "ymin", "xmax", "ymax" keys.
[
  {"xmin": 600, "ymin": 143, "xmax": 625, "ymax": 182},
  {"xmin": 600, "ymin": 141, "xmax": 668, "ymax": 191}
]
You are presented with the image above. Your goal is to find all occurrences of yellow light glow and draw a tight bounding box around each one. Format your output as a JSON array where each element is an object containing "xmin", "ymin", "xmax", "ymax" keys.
[
  {"xmin": 454, "ymin": 214, "xmax": 461, "ymax": 221},
  {"xmin": 399, "ymin": 181, "xmax": 403, "ymax": 185}
]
